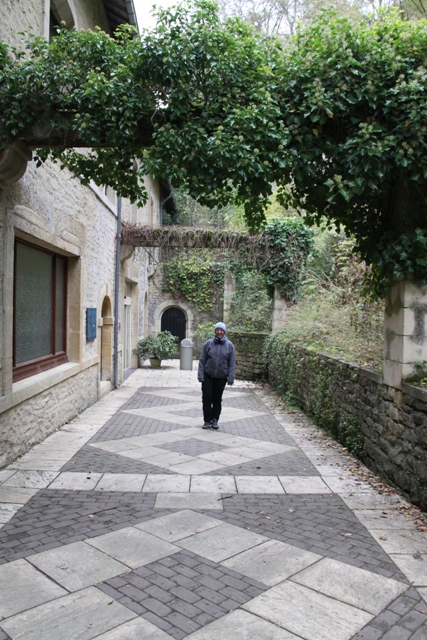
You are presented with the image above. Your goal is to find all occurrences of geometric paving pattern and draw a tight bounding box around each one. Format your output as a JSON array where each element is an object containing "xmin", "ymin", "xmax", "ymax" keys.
[
  {"xmin": 1, "ymin": 380, "xmax": 427, "ymax": 640},
  {"xmin": 97, "ymin": 550, "xmax": 267, "ymax": 640}
]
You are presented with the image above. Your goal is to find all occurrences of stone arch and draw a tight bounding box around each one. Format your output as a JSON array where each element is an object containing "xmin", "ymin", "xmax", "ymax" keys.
[
  {"xmin": 161, "ymin": 307, "xmax": 187, "ymax": 345},
  {"xmin": 99, "ymin": 292, "xmax": 113, "ymax": 382},
  {"xmin": 153, "ymin": 300, "xmax": 194, "ymax": 340}
]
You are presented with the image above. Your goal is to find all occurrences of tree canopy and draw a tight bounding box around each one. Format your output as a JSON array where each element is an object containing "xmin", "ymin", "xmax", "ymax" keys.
[{"xmin": 1, "ymin": 1, "xmax": 427, "ymax": 292}]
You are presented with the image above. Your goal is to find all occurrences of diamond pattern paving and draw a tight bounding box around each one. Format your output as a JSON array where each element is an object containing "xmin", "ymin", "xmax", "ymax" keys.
[
  {"xmin": 97, "ymin": 550, "xmax": 267, "ymax": 640},
  {"xmin": 1, "ymin": 378, "xmax": 427, "ymax": 640}
]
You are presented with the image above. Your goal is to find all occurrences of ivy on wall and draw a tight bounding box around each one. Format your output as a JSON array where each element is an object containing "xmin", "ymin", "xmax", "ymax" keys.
[
  {"xmin": 265, "ymin": 334, "xmax": 365, "ymax": 456},
  {"xmin": 131, "ymin": 218, "xmax": 314, "ymax": 311},
  {"xmin": 164, "ymin": 251, "xmax": 225, "ymax": 312}
]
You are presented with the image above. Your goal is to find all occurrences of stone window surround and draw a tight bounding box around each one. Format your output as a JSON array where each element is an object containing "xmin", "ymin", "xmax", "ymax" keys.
[
  {"xmin": 13, "ymin": 239, "xmax": 68, "ymax": 382},
  {"xmin": 0, "ymin": 216, "xmax": 99, "ymax": 414}
]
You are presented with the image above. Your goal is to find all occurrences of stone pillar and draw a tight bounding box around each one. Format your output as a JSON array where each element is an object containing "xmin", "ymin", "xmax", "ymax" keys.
[
  {"xmin": 383, "ymin": 280, "xmax": 427, "ymax": 388},
  {"xmin": 272, "ymin": 287, "xmax": 288, "ymax": 332},
  {"xmin": 223, "ymin": 272, "xmax": 235, "ymax": 324}
]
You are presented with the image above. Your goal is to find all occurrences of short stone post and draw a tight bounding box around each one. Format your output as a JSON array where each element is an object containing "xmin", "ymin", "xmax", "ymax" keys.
[
  {"xmin": 383, "ymin": 280, "xmax": 427, "ymax": 387},
  {"xmin": 272, "ymin": 287, "xmax": 288, "ymax": 332}
]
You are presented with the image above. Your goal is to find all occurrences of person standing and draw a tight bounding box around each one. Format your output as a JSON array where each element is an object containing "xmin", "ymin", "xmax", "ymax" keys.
[{"xmin": 198, "ymin": 322, "xmax": 236, "ymax": 430}]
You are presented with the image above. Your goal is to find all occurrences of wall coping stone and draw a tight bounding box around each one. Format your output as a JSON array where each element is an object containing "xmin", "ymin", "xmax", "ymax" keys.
[{"xmin": 402, "ymin": 382, "xmax": 427, "ymax": 402}]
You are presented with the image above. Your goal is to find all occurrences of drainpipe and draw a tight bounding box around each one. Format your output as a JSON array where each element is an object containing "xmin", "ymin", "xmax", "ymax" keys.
[{"xmin": 113, "ymin": 195, "xmax": 122, "ymax": 389}]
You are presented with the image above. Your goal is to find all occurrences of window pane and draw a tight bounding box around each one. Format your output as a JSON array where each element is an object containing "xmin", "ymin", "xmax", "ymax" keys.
[
  {"xmin": 55, "ymin": 257, "xmax": 66, "ymax": 353},
  {"xmin": 15, "ymin": 243, "xmax": 53, "ymax": 364}
]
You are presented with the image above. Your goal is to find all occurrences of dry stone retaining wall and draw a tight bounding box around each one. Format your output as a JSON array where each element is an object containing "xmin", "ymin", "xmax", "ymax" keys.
[
  {"xmin": 267, "ymin": 341, "xmax": 427, "ymax": 511},
  {"xmin": 227, "ymin": 331, "xmax": 268, "ymax": 382}
]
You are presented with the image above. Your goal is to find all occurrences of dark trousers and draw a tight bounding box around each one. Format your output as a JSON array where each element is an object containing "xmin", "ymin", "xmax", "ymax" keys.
[{"xmin": 202, "ymin": 374, "xmax": 227, "ymax": 422}]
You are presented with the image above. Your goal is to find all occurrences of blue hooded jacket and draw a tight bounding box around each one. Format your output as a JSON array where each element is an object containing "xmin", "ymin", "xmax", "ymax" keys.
[{"xmin": 198, "ymin": 324, "xmax": 236, "ymax": 383}]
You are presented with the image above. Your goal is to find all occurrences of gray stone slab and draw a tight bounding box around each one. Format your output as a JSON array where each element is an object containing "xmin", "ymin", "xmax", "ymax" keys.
[
  {"xmin": 0, "ymin": 486, "xmax": 38, "ymax": 504},
  {"xmin": 186, "ymin": 609, "xmax": 299, "ymax": 639},
  {"xmin": 135, "ymin": 509, "xmax": 222, "ymax": 541},
  {"xmin": 224, "ymin": 446, "xmax": 271, "ymax": 460},
  {"xmin": 113, "ymin": 448, "xmax": 162, "ymax": 461},
  {"xmin": 206, "ymin": 435, "xmax": 259, "ymax": 447},
  {"xmin": 244, "ymin": 581, "xmax": 373, "ymax": 640},
  {"xmin": 48, "ymin": 472, "xmax": 103, "ymax": 490},
  {"xmin": 279, "ymin": 476, "xmax": 331, "ymax": 494},
  {"xmin": 143, "ymin": 474, "xmax": 190, "ymax": 492},
  {"xmin": 176, "ymin": 522, "xmax": 267, "ymax": 562},
  {"xmin": 292, "ymin": 557, "xmax": 408, "ymax": 615},
  {"xmin": 0, "ymin": 503, "xmax": 22, "ymax": 523},
  {"xmin": 2, "ymin": 470, "xmax": 59, "ymax": 489},
  {"xmin": 325, "ymin": 477, "xmax": 376, "ymax": 494},
  {"xmin": 28, "ymin": 541, "xmax": 130, "ymax": 591},
  {"xmin": 222, "ymin": 539, "xmax": 322, "ymax": 586},
  {"xmin": 339, "ymin": 493, "xmax": 407, "ymax": 510},
  {"xmin": 154, "ymin": 492, "xmax": 224, "ymax": 510},
  {"xmin": 128, "ymin": 431, "xmax": 188, "ymax": 445},
  {"xmin": 167, "ymin": 459, "xmax": 224, "ymax": 475},
  {"xmin": 389, "ymin": 554, "xmax": 427, "ymax": 586},
  {"xmin": 92, "ymin": 617, "xmax": 174, "ymax": 639},
  {"xmin": 240, "ymin": 442, "xmax": 294, "ymax": 456},
  {"xmin": 1, "ymin": 586, "xmax": 136, "ymax": 640},
  {"xmin": 0, "ymin": 558, "xmax": 67, "ymax": 619},
  {"xmin": 315, "ymin": 465, "xmax": 347, "ymax": 477},
  {"xmin": 0, "ymin": 470, "xmax": 17, "ymax": 484},
  {"xmin": 235, "ymin": 476, "xmax": 285, "ymax": 494},
  {"xmin": 95, "ymin": 473, "xmax": 146, "ymax": 492},
  {"xmin": 190, "ymin": 475, "xmax": 237, "ymax": 493},
  {"xmin": 89, "ymin": 440, "xmax": 143, "ymax": 453},
  {"xmin": 199, "ymin": 451, "xmax": 252, "ymax": 466},
  {"xmin": 10, "ymin": 458, "xmax": 65, "ymax": 471},
  {"xmin": 355, "ymin": 509, "xmax": 416, "ymax": 530},
  {"xmin": 123, "ymin": 408, "xmax": 201, "ymax": 427},
  {"xmin": 370, "ymin": 529, "xmax": 427, "ymax": 554},
  {"xmin": 147, "ymin": 451, "xmax": 198, "ymax": 468},
  {"xmin": 86, "ymin": 526, "xmax": 179, "ymax": 569}
]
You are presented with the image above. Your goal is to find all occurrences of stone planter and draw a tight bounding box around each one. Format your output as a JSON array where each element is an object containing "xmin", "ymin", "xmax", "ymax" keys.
[{"xmin": 149, "ymin": 357, "xmax": 162, "ymax": 368}]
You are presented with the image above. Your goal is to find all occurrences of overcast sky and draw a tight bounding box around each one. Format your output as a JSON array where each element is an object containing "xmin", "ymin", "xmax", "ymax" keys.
[{"xmin": 134, "ymin": 0, "xmax": 178, "ymax": 30}]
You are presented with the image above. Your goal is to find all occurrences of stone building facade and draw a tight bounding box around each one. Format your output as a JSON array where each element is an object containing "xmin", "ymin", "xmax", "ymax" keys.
[
  {"xmin": 0, "ymin": 0, "xmax": 166, "ymax": 467},
  {"xmin": 147, "ymin": 255, "xmax": 224, "ymax": 356}
]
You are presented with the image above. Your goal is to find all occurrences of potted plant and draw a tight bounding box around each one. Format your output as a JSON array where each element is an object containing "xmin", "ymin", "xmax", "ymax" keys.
[{"xmin": 134, "ymin": 331, "xmax": 178, "ymax": 368}]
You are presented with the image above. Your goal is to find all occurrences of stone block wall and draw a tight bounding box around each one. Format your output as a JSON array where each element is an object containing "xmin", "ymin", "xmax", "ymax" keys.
[
  {"xmin": 148, "ymin": 257, "xmax": 223, "ymax": 349},
  {"xmin": 266, "ymin": 340, "xmax": 427, "ymax": 510},
  {"xmin": 227, "ymin": 331, "xmax": 268, "ymax": 381},
  {"xmin": 0, "ymin": 365, "xmax": 98, "ymax": 467}
]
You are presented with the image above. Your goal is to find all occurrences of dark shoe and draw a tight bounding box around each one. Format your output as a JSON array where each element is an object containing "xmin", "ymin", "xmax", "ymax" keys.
[
  {"xmin": 203, "ymin": 422, "xmax": 212, "ymax": 429},
  {"xmin": 211, "ymin": 419, "xmax": 219, "ymax": 429}
]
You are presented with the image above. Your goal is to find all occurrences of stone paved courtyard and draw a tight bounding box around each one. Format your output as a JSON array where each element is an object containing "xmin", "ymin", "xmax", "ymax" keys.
[{"xmin": 0, "ymin": 361, "xmax": 426, "ymax": 639}]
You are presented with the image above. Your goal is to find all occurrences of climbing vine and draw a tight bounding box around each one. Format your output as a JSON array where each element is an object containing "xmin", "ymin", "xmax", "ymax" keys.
[
  {"xmin": 164, "ymin": 251, "xmax": 225, "ymax": 312},
  {"xmin": 123, "ymin": 218, "xmax": 313, "ymax": 303},
  {"xmin": 2, "ymin": 6, "xmax": 427, "ymax": 291}
]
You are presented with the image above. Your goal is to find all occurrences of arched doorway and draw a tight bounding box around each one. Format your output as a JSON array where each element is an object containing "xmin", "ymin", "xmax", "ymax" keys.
[
  {"xmin": 100, "ymin": 296, "xmax": 113, "ymax": 381},
  {"xmin": 161, "ymin": 307, "xmax": 186, "ymax": 345}
]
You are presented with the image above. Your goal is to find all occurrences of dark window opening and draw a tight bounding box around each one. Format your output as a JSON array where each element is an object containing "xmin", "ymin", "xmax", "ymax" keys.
[{"xmin": 13, "ymin": 240, "xmax": 68, "ymax": 382}]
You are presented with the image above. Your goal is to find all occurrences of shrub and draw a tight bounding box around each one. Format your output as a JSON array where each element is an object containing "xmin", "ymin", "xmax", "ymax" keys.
[{"xmin": 134, "ymin": 331, "xmax": 178, "ymax": 362}]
